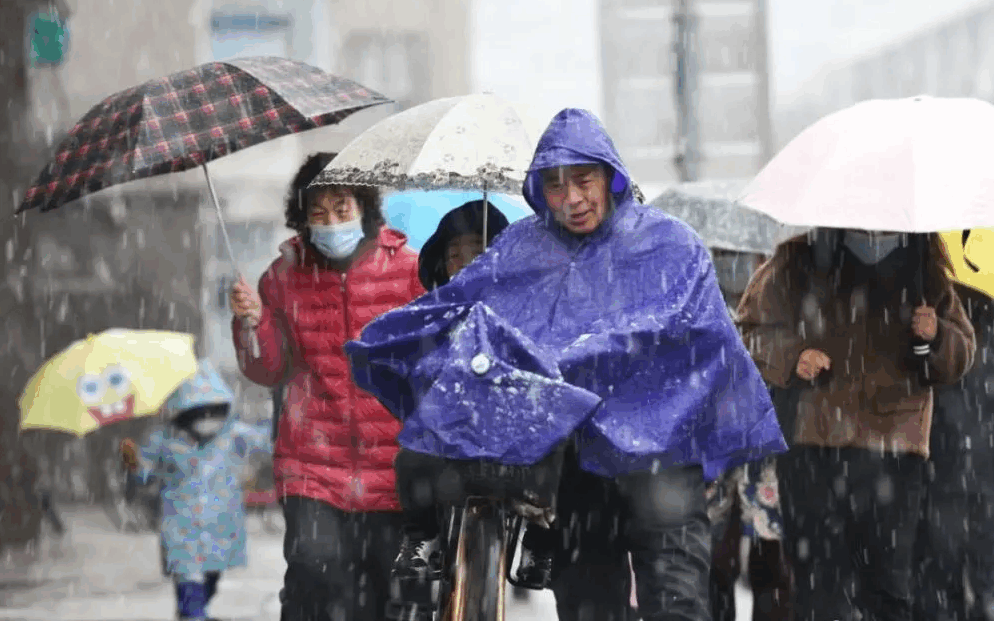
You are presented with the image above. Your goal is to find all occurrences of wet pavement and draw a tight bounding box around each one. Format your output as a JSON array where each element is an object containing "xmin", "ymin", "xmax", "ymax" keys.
[
  {"xmin": 0, "ymin": 505, "xmax": 752, "ymax": 620},
  {"xmin": 0, "ymin": 505, "xmax": 559, "ymax": 621}
]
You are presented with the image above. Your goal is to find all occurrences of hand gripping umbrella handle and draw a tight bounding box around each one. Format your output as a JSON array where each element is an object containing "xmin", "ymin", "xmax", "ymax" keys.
[{"xmin": 203, "ymin": 164, "xmax": 261, "ymax": 358}]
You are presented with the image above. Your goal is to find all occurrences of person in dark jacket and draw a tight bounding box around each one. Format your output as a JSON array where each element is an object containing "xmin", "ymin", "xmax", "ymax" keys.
[
  {"xmin": 913, "ymin": 281, "xmax": 994, "ymax": 621},
  {"xmin": 392, "ymin": 198, "xmax": 511, "ymax": 582},
  {"xmin": 738, "ymin": 230, "xmax": 977, "ymax": 621},
  {"xmin": 417, "ymin": 199, "xmax": 511, "ymax": 292}
]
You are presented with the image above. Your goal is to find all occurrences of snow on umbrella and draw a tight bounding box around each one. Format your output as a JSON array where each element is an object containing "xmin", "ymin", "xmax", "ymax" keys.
[
  {"xmin": 311, "ymin": 93, "xmax": 548, "ymax": 196},
  {"xmin": 650, "ymin": 179, "xmax": 806, "ymax": 255},
  {"xmin": 738, "ymin": 96, "xmax": 994, "ymax": 232}
]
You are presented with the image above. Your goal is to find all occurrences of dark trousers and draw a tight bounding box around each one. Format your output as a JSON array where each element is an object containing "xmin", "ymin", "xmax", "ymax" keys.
[
  {"xmin": 395, "ymin": 453, "xmax": 442, "ymax": 539},
  {"xmin": 280, "ymin": 497, "xmax": 403, "ymax": 621},
  {"xmin": 550, "ymin": 455, "xmax": 712, "ymax": 621},
  {"xmin": 778, "ymin": 447, "xmax": 925, "ymax": 621},
  {"xmin": 913, "ymin": 487, "xmax": 994, "ymax": 621}
]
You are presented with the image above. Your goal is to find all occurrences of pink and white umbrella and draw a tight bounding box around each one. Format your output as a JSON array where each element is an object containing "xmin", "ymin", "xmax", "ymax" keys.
[{"xmin": 739, "ymin": 96, "xmax": 994, "ymax": 233}]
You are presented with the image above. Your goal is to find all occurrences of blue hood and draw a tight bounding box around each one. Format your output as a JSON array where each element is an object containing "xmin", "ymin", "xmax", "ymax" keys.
[
  {"xmin": 163, "ymin": 358, "xmax": 234, "ymax": 420},
  {"xmin": 346, "ymin": 108, "xmax": 786, "ymax": 479},
  {"xmin": 523, "ymin": 108, "xmax": 635, "ymax": 218}
]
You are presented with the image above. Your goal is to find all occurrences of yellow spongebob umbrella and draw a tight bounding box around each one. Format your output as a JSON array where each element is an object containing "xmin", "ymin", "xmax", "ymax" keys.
[
  {"xmin": 940, "ymin": 229, "xmax": 994, "ymax": 297},
  {"xmin": 19, "ymin": 329, "xmax": 199, "ymax": 436}
]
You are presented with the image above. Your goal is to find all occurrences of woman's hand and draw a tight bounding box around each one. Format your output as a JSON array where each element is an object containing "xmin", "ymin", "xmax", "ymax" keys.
[
  {"xmin": 230, "ymin": 275, "xmax": 263, "ymax": 328},
  {"xmin": 912, "ymin": 304, "xmax": 938, "ymax": 342},
  {"xmin": 796, "ymin": 349, "xmax": 831, "ymax": 381}
]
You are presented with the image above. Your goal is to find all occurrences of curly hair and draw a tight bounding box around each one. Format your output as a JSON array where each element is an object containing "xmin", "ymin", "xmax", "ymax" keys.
[{"xmin": 284, "ymin": 152, "xmax": 384, "ymax": 236}]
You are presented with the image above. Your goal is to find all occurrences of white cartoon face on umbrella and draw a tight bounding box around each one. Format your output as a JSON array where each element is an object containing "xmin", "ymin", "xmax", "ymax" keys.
[{"xmin": 75, "ymin": 364, "xmax": 136, "ymax": 425}]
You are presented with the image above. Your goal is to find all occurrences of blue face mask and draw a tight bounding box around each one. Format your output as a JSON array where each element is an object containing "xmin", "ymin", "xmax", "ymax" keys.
[{"xmin": 310, "ymin": 219, "xmax": 365, "ymax": 259}]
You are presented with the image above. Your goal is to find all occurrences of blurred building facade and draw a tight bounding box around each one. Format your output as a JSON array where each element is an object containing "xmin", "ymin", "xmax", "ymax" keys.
[
  {"xmin": 774, "ymin": 1, "xmax": 994, "ymax": 148},
  {"xmin": 6, "ymin": 0, "xmax": 775, "ymax": 531},
  {"xmin": 1, "ymin": 0, "xmax": 75, "ymax": 553},
  {"xmin": 599, "ymin": 0, "xmax": 775, "ymax": 193},
  {"xmin": 6, "ymin": 0, "xmax": 477, "ymax": 519}
]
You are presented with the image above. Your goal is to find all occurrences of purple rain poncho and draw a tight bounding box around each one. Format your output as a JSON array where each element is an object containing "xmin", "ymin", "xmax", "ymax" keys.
[{"xmin": 346, "ymin": 109, "xmax": 786, "ymax": 479}]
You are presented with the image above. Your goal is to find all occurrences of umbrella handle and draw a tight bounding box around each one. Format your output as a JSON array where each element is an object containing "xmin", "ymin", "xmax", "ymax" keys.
[
  {"xmin": 482, "ymin": 183, "xmax": 488, "ymax": 249},
  {"xmin": 203, "ymin": 164, "xmax": 260, "ymax": 358},
  {"xmin": 203, "ymin": 164, "xmax": 239, "ymax": 271},
  {"xmin": 912, "ymin": 235, "xmax": 930, "ymax": 382}
]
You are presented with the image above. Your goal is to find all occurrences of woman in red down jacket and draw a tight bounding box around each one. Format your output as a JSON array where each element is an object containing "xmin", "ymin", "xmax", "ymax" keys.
[{"xmin": 229, "ymin": 152, "xmax": 425, "ymax": 621}]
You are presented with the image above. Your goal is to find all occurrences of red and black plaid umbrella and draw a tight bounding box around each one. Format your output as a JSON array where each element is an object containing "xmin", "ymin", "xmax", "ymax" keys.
[{"xmin": 18, "ymin": 56, "xmax": 392, "ymax": 214}]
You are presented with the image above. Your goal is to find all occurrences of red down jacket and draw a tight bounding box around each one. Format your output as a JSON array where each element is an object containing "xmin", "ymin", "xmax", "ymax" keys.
[{"xmin": 232, "ymin": 227, "xmax": 425, "ymax": 512}]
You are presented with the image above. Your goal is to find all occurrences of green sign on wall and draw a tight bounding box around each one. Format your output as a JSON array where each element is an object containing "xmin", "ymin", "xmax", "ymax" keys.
[{"xmin": 29, "ymin": 12, "xmax": 69, "ymax": 66}]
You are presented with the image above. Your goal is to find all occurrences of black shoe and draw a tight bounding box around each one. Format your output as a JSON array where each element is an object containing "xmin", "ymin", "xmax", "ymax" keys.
[
  {"xmin": 514, "ymin": 548, "xmax": 554, "ymax": 590},
  {"xmin": 392, "ymin": 534, "xmax": 442, "ymax": 580}
]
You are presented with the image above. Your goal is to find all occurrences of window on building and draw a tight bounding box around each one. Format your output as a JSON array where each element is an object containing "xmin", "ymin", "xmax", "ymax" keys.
[
  {"xmin": 343, "ymin": 31, "xmax": 431, "ymax": 111},
  {"xmin": 210, "ymin": 11, "xmax": 293, "ymax": 60}
]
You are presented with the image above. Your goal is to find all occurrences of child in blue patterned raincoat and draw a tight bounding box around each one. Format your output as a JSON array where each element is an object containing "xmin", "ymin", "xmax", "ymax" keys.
[{"xmin": 120, "ymin": 359, "xmax": 271, "ymax": 621}]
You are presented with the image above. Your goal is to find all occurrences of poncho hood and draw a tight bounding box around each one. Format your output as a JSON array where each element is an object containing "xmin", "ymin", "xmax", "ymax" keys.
[{"xmin": 522, "ymin": 108, "xmax": 634, "ymax": 220}]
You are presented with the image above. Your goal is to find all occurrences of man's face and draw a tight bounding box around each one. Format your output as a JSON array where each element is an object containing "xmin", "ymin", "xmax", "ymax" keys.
[
  {"xmin": 446, "ymin": 233, "xmax": 485, "ymax": 278},
  {"xmin": 540, "ymin": 164, "xmax": 610, "ymax": 235},
  {"xmin": 308, "ymin": 187, "xmax": 361, "ymax": 226}
]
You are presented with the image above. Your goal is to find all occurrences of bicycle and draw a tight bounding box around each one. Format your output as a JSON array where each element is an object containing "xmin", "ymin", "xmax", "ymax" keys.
[{"xmin": 388, "ymin": 444, "xmax": 566, "ymax": 621}]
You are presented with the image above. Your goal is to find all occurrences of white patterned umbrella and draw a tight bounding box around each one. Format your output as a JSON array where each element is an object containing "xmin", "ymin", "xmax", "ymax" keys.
[{"xmin": 309, "ymin": 93, "xmax": 550, "ymax": 195}]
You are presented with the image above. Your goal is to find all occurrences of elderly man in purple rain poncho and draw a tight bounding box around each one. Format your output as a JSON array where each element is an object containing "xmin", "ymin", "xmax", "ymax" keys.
[{"xmin": 345, "ymin": 108, "xmax": 787, "ymax": 621}]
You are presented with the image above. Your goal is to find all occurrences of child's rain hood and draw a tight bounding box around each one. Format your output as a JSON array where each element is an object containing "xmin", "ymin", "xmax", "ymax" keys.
[{"xmin": 162, "ymin": 358, "xmax": 234, "ymax": 421}]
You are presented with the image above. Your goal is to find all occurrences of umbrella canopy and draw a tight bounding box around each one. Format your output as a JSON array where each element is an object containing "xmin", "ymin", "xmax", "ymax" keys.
[
  {"xmin": 18, "ymin": 56, "xmax": 391, "ymax": 213},
  {"xmin": 384, "ymin": 190, "xmax": 532, "ymax": 251},
  {"xmin": 309, "ymin": 93, "xmax": 550, "ymax": 194},
  {"xmin": 19, "ymin": 329, "xmax": 198, "ymax": 436},
  {"xmin": 650, "ymin": 179, "xmax": 805, "ymax": 254},
  {"xmin": 739, "ymin": 96, "xmax": 994, "ymax": 232}
]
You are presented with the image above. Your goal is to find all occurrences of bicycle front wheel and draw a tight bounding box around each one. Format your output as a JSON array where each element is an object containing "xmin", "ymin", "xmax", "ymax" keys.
[{"xmin": 446, "ymin": 499, "xmax": 507, "ymax": 621}]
